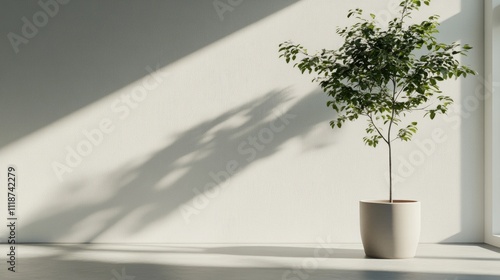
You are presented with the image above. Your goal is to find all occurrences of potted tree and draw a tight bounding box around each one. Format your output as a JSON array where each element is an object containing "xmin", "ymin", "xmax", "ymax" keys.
[{"xmin": 279, "ymin": 0, "xmax": 476, "ymax": 258}]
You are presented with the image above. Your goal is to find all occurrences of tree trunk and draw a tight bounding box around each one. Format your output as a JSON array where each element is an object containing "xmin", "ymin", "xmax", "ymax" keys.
[{"xmin": 388, "ymin": 141, "xmax": 393, "ymax": 203}]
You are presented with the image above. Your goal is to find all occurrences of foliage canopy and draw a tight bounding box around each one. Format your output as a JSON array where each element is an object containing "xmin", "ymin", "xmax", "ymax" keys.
[{"xmin": 279, "ymin": 0, "xmax": 476, "ymax": 201}]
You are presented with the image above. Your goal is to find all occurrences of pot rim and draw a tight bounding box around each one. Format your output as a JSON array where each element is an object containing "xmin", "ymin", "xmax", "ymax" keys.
[{"xmin": 360, "ymin": 199, "xmax": 420, "ymax": 204}]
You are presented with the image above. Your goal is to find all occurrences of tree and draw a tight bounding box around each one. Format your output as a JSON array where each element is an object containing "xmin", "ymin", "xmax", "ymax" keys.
[{"xmin": 279, "ymin": 0, "xmax": 476, "ymax": 202}]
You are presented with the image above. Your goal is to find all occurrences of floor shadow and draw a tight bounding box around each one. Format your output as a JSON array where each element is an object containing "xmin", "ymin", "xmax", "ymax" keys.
[
  {"xmin": 0, "ymin": 0, "xmax": 301, "ymax": 148},
  {"xmin": 203, "ymin": 246, "xmax": 365, "ymax": 259},
  {"xmin": 480, "ymin": 243, "xmax": 500, "ymax": 253},
  {"xmin": 417, "ymin": 256, "xmax": 500, "ymax": 261},
  {"xmin": 17, "ymin": 88, "xmax": 335, "ymax": 242},
  {"xmin": 6, "ymin": 257, "xmax": 500, "ymax": 280},
  {"xmin": 415, "ymin": 244, "xmax": 500, "ymax": 261},
  {"xmin": 13, "ymin": 244, "xmax": 365, "ymax": 259}
]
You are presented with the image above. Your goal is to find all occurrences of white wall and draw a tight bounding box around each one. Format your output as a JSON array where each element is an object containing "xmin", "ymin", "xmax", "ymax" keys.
[
  {"xmin": 0, "ymin": 0, "xmax": 484, "ymax": 243},
  {"xmin": 485, "ymin": 0, "xmax": 500, "ymax": 247}
]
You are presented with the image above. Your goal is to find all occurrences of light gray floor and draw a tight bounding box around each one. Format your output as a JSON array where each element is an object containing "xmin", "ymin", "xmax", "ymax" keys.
[{"xmin": 1, "ymin": 243, "xmax": 499, "ymax": 280}]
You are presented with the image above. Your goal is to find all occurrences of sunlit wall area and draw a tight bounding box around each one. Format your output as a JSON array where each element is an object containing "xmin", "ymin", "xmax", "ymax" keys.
[{"xmin": 0, "ymin": 0, "xmax": 485, "ymax": 244}]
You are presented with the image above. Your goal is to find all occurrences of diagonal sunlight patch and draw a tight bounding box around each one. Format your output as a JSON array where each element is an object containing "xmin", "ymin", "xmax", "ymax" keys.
[{"xmin": 0, "ymin": 9, "xmax": 312, "ymax": 241}]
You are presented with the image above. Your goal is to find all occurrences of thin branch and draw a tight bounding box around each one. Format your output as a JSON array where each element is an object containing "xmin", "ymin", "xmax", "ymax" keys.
[
  {"xmin": 409, "ymin": 104, "xmax": 433, "ymax": 111},
  {"xmin": 400, "ymin": 1, "xmax": 409, "ymax": 23},
  {"xmin": 394, "ymin": 80, "xmax": 409, "ymax": 100},
  {"xmin": 387, "ymin": 79, "xmax": 397, "ymax": 142},
  {"xmin": 368, "ymin": 113, "xmax": 389, "ymax": 144}
]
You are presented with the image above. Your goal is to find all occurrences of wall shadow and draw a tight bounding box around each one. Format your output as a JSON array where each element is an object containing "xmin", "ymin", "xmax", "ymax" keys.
[
  {"xmin": 18, "ymin": 89, "xmax": 334, "ymax": 242},
  {"xmin": 0, "ymin": 0, "xmax": 300, "ymax": 148}
]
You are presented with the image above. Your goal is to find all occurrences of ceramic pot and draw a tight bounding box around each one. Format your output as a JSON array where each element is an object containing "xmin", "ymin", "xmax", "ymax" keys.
[{"xmin": 360, "ymin": 200, "xmax": 421, "ymax": 259}]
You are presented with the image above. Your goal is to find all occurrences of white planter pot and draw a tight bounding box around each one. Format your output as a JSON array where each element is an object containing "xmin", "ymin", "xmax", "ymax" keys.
[{"xmin": 359, "ymin": 200, "xmax": 421, "ymax": 259}]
